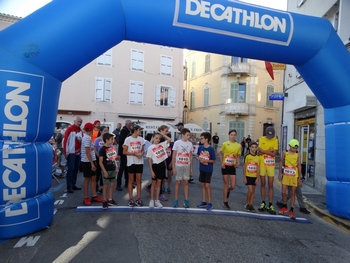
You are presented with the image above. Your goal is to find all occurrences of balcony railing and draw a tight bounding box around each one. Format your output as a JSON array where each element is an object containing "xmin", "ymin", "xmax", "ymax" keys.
[
  {"xmin": 224, "ymin": 102, "xmax": 249, "ymax": 115},
  {"xmin": 229, "ymin": 63, "xmax": 251, "ymax": 75}
]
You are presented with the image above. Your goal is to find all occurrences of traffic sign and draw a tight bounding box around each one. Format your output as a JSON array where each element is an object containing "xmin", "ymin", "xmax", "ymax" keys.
[{"xmin": 269, "ymin": 93, "xmax": 284, "ymax": 100}]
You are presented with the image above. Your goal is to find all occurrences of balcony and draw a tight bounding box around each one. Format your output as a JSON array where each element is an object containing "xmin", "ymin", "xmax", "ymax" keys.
[
  {"xmin": 224, "ymin": 102, "xmax": 249, "ymax": 115},
  {"xmin": 229, "ymin": 63, "xmax": 251, "ymax": 75}
]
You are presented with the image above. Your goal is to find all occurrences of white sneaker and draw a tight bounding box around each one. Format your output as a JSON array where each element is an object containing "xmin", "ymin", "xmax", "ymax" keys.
[
  {"xmin": 149, "ymin": 200, "xmax": 154, "ymax": 208},
  {"xmin": 155, "ymin": 200, "xmax": 163, "ymax": 208}
]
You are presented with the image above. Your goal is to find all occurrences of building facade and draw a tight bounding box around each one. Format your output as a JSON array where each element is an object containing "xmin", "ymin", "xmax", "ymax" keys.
[{"xmin": 184, "ymin": 51, "xmax": 283, "ymax": 147}]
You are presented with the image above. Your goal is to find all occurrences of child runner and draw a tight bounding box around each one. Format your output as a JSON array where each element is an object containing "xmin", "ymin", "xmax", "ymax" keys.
[
  {"xmin": 172, "ymin": 128, "xmax": 193, "ymax": 208},
  {"xmin": 243, "ymin": 142, "xmax": 260, "ymax": 212},
  {"xmin": 81, "ymin": 122, "xmax": 104, "ymax": 205},
  {"xmin": 147, "ymin": 132, "xmax": 171, "ymax": 208},
  {"xmin": 219, "ymin": 129, "xmax": 241, "ymax": 210},
  {"xmin": 196, "ymin": 132, "xmax": 216, "ymax": 211},
  {"xmin": 94, "ymin": 125, "xmax": 109, "ymax": 194},
  {"xmin": 278, "ymin": 139, "xmax": 303, "ymax": 219},
  {"xmin": 165, "ymin": 133, "xmax": 174, "ymax": 194},
  {"xmin": 123, "ymin": 124, "xmax": 145, "ymax": 206},
  {"xmin": 99, "ymin": 132, "xmax": 119, "ymax": 209}
]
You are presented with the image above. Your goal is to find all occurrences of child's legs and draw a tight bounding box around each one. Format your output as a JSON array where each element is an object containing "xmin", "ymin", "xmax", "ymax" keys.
[
  {"xmin": 290, "ymin": 186, "xmax": 296, "ymax": 207},
  {"xmin": 135, "ymin": 173, "xmax": 142, "ymax": 199},
  {"xmin": 109, "ymin": 182, "xmax": 115, "ymax": 200},
  {"xmin": 267, "ymin": 175, "xmax": 274, "ymax": 202},
  {"xmin": 83, "ymin": 177, "xmax": 91, "ymax": 197},
  {"xmin": 103, "ymin": 183, "xmax": 108, "ymax": 201},
  {"xmin": 229, "ymin": 175, "xmax": 236, "ymax": 190},
  {"xmin": 259, "ymin": 175, "xmax": 266, "ymax": 200},
  {"xmin": 281, "ymin": 184, "xmax": 288, "ymax": 203},
  {"xmin": 90, "ymin": 175, "xmax": 97, "ymax": 196},
  {"xmin": 151, "ymin": 179, "xmax": 156, "ymax": 200},
  {"xmin": 248, "ymin": 185, "xmax": 256, "ymax": 204},
  {"xmin": 174, "ymin": 180, "xmax": 181, "ymax": 199},
  {"xmin": 183, "ymin": 180, "xmax": 189, "ymax": 200},
  {"xmin": 156, "ymin": 179, "xmax": 162, "ymax": 199},
  {"xmin": 128, "ymin": 173, "xmax": 135, "ymax": 199},
  {"xmin": 205, "ymin": 183, "xmax": 212, "ymax": 203},
  {"xmin": 167, "ymin": 170, "xmax": 173, "ymax": 188},
  {"xmin": 222, "ymin": 175, "xmax": 229, "ymax": 202},
  {"xmin": 201, "ymin": 183, "xmax": 206, "ymax": 201}
]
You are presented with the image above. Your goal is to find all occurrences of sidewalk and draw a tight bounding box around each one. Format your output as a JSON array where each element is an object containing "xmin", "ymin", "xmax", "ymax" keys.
[{"xmin": 273, "ymin": 168, "xmax": 350, "ymax": 233}]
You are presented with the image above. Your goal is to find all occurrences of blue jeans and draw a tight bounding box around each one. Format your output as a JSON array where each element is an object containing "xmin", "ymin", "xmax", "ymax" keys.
[{"xmin": 66, "ymin": 154, "xmax": 81, "ymax": 188}]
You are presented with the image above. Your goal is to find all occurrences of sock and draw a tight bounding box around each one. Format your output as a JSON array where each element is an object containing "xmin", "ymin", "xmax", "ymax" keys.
[
  {"xmin": 283, "ymin": 204, "xmax": 287, "ymax": 208},
  {"xmin": 290, "ymin": 206, "xmax": 294, "ymax": 211}
]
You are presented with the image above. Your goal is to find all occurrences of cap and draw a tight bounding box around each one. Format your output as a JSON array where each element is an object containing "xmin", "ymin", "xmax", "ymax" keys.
[
  {"xmin": 93, "ymin": 120, "xmax": 100, "ymax": 125},
  {"xmin": 289, "ymin": 139, "xmax": 299, "ymax": 148},
  {"xmin": 84, "ymin": 122, "xmax": 94, "ymax": 131},
  {"xmin": 175, "ymin": 122, "xmax": 184, "ymax": 126},
  {"xmin": 265, "ymin": 126, "xmax": 275, "ymax": 139}
]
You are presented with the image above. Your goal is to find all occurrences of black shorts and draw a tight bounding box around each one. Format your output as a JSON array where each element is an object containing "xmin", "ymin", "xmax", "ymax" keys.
[
  {"xmin": 152, "ymin": 162, "xmax": 166, "ymax": 180},
  {"xmin": 246, "ymin": 176, "xmax": 257, "ymax": 185},
  {"xmin": 82, "ymin": 161, "xmax": 97, "ymax": 178},
  {"xmin": 221, "ymin": 166, "xmax": 236, "ymax": 175},
  {"xmin": 128, "ymin": 164, "xmax": 143, "ymax": 174},
  {"xmin": 199, "ymin": 171, "xmax": 212, "ymax": 183}
]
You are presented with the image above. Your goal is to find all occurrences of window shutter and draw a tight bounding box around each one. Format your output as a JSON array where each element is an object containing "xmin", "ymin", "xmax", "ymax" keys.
[
  {"xmin": 129, "ymin": 81, "xmax": 137, "ymax": 104},
  {"xmin": 155, "ymin": 85, "xmax": 161, "ymax": 106},
  {"xmin": 136, "ymin": 82, "xmax": 144, "ymax": 104},
  {"xmin": 169, "ymin": 87, "xmax": 176, "ymax": 107},
  {"xmin": 95, "ymin": 78, "xmax": 104, "ymax": 101},
  {"xmin": 230, "ymin": 83, "xmax": 238, "ymax": 103},
  {"xmin": 104, "ymin": 79, "xmax": 111, "ymax": 102}
]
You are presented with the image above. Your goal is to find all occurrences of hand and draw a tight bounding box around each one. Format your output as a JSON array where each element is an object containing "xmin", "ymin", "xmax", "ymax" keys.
[
  {"xmin": 190, "ymin": 169, "xmax": 193, "ymax": 175},
  {"xmin": 115, "ymin": 168, "xmax": 119, "ymax": 173},
  {"xmin": 298, "ymin": 178, "xmax": 303, "ymax": 187},
  {"xmin": 235, "ymin": 163, "xmax": 240, "ymax": 168},
  {"xmin": 151, "ymin": 172, "xmax": 156, "ymax": 179},
  {"xmin": 255, "ymin": 178, "xmax": 259, "ymax": 186},
  {"xmin": 91, "ymin": 164, "xmax": 96, "ymax": 171},
  {"xmin": 221, "ymin": 163, "xmax": 225, "ymax": 169},
  {"xmin": 173, "ymin": 168, "xmax": 177, "ymax": 175},
  {"xmin": 243, "ymin": 177, "xmax": 247, "ymax": 184},
  {"xmin": 278, "ymin": 173, "xmax": 282, "ymax": 181},
  {"xmin": 104, "ymin": 171, "xmax": 109, "ymax": 179}
]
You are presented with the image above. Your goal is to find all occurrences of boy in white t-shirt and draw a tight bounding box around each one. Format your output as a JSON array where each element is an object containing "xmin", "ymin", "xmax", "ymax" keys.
[
  {"xmin": 146, "ymin": 132, "xmax": 171, "ymax": 208},
  {"xmin": 172, "ymin": 128, "xmax": 193, "ymax": 208}
]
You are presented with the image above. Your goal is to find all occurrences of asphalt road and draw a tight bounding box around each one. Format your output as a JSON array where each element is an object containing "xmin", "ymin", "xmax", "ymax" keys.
[{"xmin": 1, "ymin": 157, "xmax": 350, "ymax": 263}]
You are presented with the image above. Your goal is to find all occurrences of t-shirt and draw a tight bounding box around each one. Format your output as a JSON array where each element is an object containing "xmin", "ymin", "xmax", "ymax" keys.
[
  {"xmin": 166, "ymin": 142, "xmax": 174, "ymax": 165},
  {"xmin": 283, "ymin": 152, "xmax": 299, "ymax": 178},
  {"xmin": 124, "ymin": 136, "xmax": 145, "ymax": 166},
  {"xmin": 146, "ymin": 141, "xmax": 169, "ymax": 164},
  {"xmin": 258, "ymin": 136, "xmax": 278, "ymax": 167},
  {"xmin": 212, "ymin": 135, "xmax": 219, "ymax": 144},
  {"xmin": 81, "ymin": 134, "xmax": 96, "ymax": 162},
  {"xmin": 94, "ymin": 137, "xmax": 105, "ymax": 155},
  {"xmin": 197, "ymin": 145, "xmax": 216, "ymax": 173},
  {"xmin": 244, "ymin": 153, "xmax": 260, "ymax": 177},
  {"xmin": 99, "ymin": 145, "xmax": 118, "ymax": 171},
  {"xmin": 173, "ymin": 140, "xmax": 193, "ymax": 167},
  {"xmin": 220, "ymin": 141, "xmax": 241, "ymax": 166}
]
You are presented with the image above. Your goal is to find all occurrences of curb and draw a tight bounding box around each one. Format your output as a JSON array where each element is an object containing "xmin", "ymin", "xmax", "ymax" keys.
[{"xmin": 274, "ymin": 178, "xmax": 350, "ymax": 233}]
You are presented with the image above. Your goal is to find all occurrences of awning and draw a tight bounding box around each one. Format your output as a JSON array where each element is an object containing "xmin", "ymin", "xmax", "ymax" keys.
[{"xmin": 184, "ymin": 123, "xmax": 205, "ymax": 134}]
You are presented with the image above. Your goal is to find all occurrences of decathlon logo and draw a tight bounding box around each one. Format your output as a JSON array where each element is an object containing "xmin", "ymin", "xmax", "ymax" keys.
[{"xmin": 173, "ymin": 0, "xmax": 293, "ymax": 46}]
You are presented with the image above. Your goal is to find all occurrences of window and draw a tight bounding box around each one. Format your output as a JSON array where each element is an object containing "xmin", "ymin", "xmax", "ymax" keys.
[
  {"xmin": 190, "ymin": 90, "xmax": 195, "ymax": 110},
  {"xmin": 266, "ymin": 85, "xmax": 274, "ymax": 107},
  {"xmin": 205, "ymin": 54, "xmax": 210, "ymax": 73},
  {"xmin": 191, "ymin": 58, "xmax": 196, "ymax": 78},
  {"xmin": 202, "ymin": 120, "xmax": 210, "ymax": 132},
  {"xmin": 229, "ymin": 121, "xmax": 245, "ymax": 142},
  {"xmin": 231, "ymin": 57, "xmax": 247, "ymax": 63},
  {"xmin": 95, "ymin": 77, "xmax": 111, "ymax": 102},
  {"xmin": 203, "ymin": 85, "xmax": 209, "ymax": 107},
  {"xmin": 155, "ymin": 86, "xmax": 176, "ymax": 107},
  {"xmin": 129, "ymin": 81, "xmax": 144, "ymax": 104},
  {"xmin": 131, "ymin": 49, "xmax": 144, "ymax": 71},
  {"xmin": 230, "ymin": 82, "xmax": 246, "ymax": 103},
  {"xmin": 160, "ymin": 55, "xmax": 172, "ymax": 75},
  {"xmin": 97, "ymin": 49, "xmax": 112, "ymax": 66}
]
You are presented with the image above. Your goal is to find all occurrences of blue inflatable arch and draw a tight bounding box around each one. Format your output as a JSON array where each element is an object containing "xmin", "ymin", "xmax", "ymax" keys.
[{"xmin": 0, "ymin": 0, "xmax": 350, "ymax": 239}]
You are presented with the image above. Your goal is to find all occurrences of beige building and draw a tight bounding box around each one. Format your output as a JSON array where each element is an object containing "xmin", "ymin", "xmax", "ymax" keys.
[{"xmin": 184, "ymin": 51, "xmax": 284, "ymax": 146}]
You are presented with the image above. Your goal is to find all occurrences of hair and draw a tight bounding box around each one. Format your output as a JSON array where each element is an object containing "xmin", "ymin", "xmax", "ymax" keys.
[
  {"xmin": 152, "ymin": 131, "xmax": 162, "ymax": 138},
  {"xmin": 145, "ymin": 133, "xmax": 153, "ymax": 141},
  {"xmin": 200, "ymin": 132, "xmax": 211, "ymax": 143},
  {"xmin": 102, "ymin": 132, "xmax": 115, "ymax": 143},
  {"xmin": 167, "ymin": 132, "xmax": 171, "ymax": 138},
  {"xmin": 97, "ymin": 125, "xmax": 107, "ymax": 137},
  {"xmin": 249, "ymin": 142, "xmax": 258, "ymax": 147},
  {"xmin": 158, "ymin": 125, "xmax": 169, "ymax": 132},
  {"xmin": 228, "ymin": 129, "xmax": 237, "ymax": 135},
  {"xmin": 181, "ymin": 128, "xmax": 190, "ymax": 135},
  {"xmin": 130, "ymin": 124, "xmax": 141, "ymax": 133}
]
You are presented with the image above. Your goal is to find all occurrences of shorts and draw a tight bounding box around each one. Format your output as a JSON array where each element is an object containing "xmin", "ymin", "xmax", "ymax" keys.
[
  {"xmin": 199, "ymin": 171, "xmax": 212, "ymax": 183},
  {"xmin": 128, "ymin": 164, "xmax": 143, "ymax": 174},
  {"xmin": 102, "ymin": 170, "xmax": 116, "ymax": 185},
  {"xmin": 259, "ymin": 166, "xmax": 275, "ymax": 177},
  {"xmin": 82, "ymin": 161, "xmax": 97, "ymax": 178},
  {"xmin": 245, "ymin": 176, "xmax": 257, "ymax": 186},
  {"xmin": 282, "ymin": 175, "xmax": 298, "ymax": 187},
  {"xmin": 221, "ymin": 166, "xmax": 236, "ymax": 175},
  {"xmin": 175, "ymin": 165, "xmax": 190, "ymax": 181},
  {"xmin": 152, "ymin": 162, "xmax": 166, "ymax": 180}
]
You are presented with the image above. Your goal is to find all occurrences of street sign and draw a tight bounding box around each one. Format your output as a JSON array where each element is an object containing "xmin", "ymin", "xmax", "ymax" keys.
[{"xmin": 269, "ymin": 93, "xmax": 284, "ymax": 100}]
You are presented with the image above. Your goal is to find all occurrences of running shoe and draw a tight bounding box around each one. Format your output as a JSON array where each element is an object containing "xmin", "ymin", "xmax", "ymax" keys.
[
  {"xmin": 155, "ymin": 200, "xmax": 163, "ymax": 208},
  {"xmin": 159, "ymin": 194, "xmax": 168, "ymax": 201},
  {"xmin": 197, "ymin": 201, "xmax": 207, "ymax": 208},
  {"xmin": 279, "ymin": 207, "xmax": 288, "ymax": 215},
  {"xmin": 167, "ymin": 188, "xmax": 171, "ymax": 194},
  {"xmin": 149, "ymin": 200, "xmax": 155, "ymax": 208},
  {"xmin": 83, "ymin": 197, "xmax": 91, "ymax": 206},
  {"xmin": 245, "ymin": 204, "xmax": 250, "ymax": 212},
  {"xmin": 258, "ymin": 202, "xmax": 266, "ymax": 212},
  {"xmin": 102, "ymin": 201, "xmax": 108, "ymax": 210},
  {"xmin": 135, "ymin": 198, "xmax": 143, "ymax": 206},
  {"xmin": 91, "ymin": 195, "xmax": 104, "ymax": 203},
  {"xmin": 249, "ymin": 205, "xmax": 257, "ymax": 213},
  {"xmin": 206, "ymin": 203, "xmax": 213, "ymax": 211},
  {"xmin": 128, "ymin": 199, "xmax": 135, "ymax": 207},
  {"xmin": 189, "ymin": 178, "xmax": 194, "ymax": 184},
  {"xmin": 268, "ymin": 205, "xmax": 277, "ymax": 215},
  {"xmin": 108, "ymin": 199, "xmax": 118, "ymax": 206},
  {"xmin": 173, "ymin": 200, "xmax": 178, "ymax": 208},
  {"xmin": 289, "ymin": 210, "xmax": 296, "ymax": 220},
  {"xmin": 222, "ymin": 202, "xmax": 231, "ymax": 210},
  {"xmin": 184, "ymin": 200, "xmax": 190, "ymax": 208}
]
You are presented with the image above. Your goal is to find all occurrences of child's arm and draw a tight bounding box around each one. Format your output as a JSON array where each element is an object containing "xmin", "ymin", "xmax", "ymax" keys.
[
  {"xmin": 278, "ymin": 152, "xmax": 285, "ymax": 181},
  {"xmin": 235, "ymin": 153, "xmax": 240, "ymax": 167},
  {"xmin": 255, "ymin": 163, "xmax": 260, "ymax": 185},
  {"xmin": 243, "ymin": 160, "xmax": 247, "ymax": 185},
  {"xmin": 219, "ymin": 150, "xmax": 225, "ymax": 168},
  {"xmin": 99, "ymin": 156, "xmax": 108, "ymax": 178},
  {"xmin": 297, "ymin": 153, "xmax": 303, "ymax": 187},
  {"xmin": 172, "ymin": 150, "xmax": 177, "ymax": 174},
  {"xmin": 148, "ymin": 157, "xmax": 156, "ymax": 179},
  {"xmin": 86, "ymin": 145, "xmax": 96, "ymax": 171},
  {"xmin": 189, "ymin": 150, "xmax": 193, "ymax": 175}
]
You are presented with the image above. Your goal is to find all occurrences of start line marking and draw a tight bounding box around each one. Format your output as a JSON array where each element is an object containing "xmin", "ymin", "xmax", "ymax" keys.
[{"xmin": 76, "ymin": 206, "xmax": 312, "ymax": 224}]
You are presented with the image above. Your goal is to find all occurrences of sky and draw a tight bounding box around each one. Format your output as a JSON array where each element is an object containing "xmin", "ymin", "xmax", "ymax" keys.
[{"xmin": 0, "ymin": 0, "xmax": 287, "ymax": 17}]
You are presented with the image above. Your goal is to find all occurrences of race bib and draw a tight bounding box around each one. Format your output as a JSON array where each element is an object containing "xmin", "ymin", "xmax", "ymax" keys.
[
  {"xmin": 284, "ymin": 165, "xmax": 297, "ymax": 176},
  {"xmin": 224, "ymin": 154, "xmax": 235, "ymax": 166},
  {"xmin": 106, "ymin": 147, "xmax": 118, "ymax": 161},
  {"xmin": 247, "ymin": 162, "xmax": 258, "ymax": 173},
  {"xmin": 264, "ymin": 155, "xmax": 275, "ymax": 166},
  {"xmin": 152, "ymin": 144, "xmax": 166, "ymax": 159},
  {"xmin": 166, "ymin": 147, "xmax": 172, "ymax": 157},
  {"xmin": 177, "ymin": 152, "xmax": 190, "ymax": 165},
  {"xmin": 99, "ymin": 140, "xmax": 104, "ymax": 147},
  {"xmin": 199, "ymin": 150, "xmax": 210, "ymax": 165},
  {"xmin": 130, "ymin": 141, "xmax": 142, "ymax": 153}
]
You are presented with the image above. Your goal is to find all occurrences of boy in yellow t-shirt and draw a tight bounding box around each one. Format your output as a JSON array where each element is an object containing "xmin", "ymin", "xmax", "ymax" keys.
[
  {"xmin": 243, "ymin": 142, "xmax": 260, "ymax": 213},
  {"xmin": 278, "ymin": 139, "xmax": 302, "ymax": 219}
]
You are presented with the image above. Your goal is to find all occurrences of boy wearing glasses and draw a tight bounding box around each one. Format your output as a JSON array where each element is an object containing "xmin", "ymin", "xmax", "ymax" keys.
[{"xmin": 278, "ymin": 139, "xmax": 303, "ymax": 219}]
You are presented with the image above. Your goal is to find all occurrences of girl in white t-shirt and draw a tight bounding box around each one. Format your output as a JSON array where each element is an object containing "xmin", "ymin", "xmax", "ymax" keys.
[
  {"xmin": 123, "ymin": 124, "xmax": 145, "ymax": 207},
  {"xmin": 146, "ymin": 132, "xmax": 171, "ymax": 208}
]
